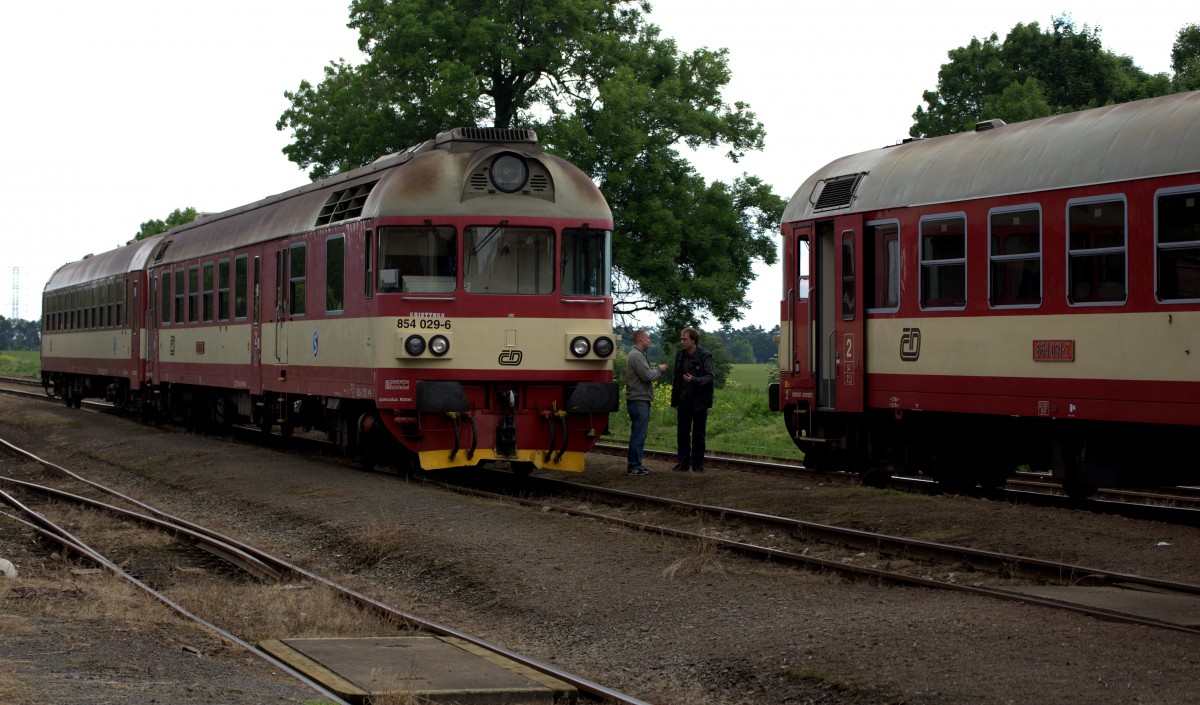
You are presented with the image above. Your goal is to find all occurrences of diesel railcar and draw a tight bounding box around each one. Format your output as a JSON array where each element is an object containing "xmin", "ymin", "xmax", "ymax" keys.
[
  {"xmin": 772, "ymin": 91, "xmax": 1200, "ymax": 497},
  {"xmin": 42, "ymin": 128, "xmax": 618, "ymax": 472}
]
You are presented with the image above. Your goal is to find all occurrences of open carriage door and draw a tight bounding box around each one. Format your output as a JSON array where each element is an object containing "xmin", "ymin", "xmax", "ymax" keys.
[
  {"xmin": 788, "ymin": 224, "xmax": 813, "ymax": 387},
  {"xmin": 814, "ymin": 215, "xmax": 865, "ymax": 413}
]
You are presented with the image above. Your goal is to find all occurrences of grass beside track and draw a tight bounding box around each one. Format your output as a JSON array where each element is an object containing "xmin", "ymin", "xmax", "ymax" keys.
[{"xmin": 0, "ymin": 350, "xmax": 39, "ymax": 378}]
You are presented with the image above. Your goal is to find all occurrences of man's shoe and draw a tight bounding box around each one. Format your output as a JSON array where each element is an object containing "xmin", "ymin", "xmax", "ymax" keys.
[
  {"xmin": 627, "ymin": 467, "xmax": 649, "ymax": 475},
  {"xmin": 692, "ymin": 466, "xmax": 705, "ymax": 473},
  {"xmin": 670, "ymin": 463, "xmax": 688, "ymax": 472}
]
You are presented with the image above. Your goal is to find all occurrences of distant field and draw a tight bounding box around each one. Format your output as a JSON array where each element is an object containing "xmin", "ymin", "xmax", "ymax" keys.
[{"xmin": 0, "ymin": 350, "xmax": 39, "ymax": 378}]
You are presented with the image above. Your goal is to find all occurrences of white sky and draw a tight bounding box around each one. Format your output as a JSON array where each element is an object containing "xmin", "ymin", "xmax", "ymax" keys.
[{"xmin": 1, "ymin": 0, "xmax": 1194, "ymax": 331}]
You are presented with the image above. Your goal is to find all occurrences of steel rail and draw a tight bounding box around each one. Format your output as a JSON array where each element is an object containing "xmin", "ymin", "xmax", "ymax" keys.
[
  {"xmin": 426, "ymin": 474, "xmax": 1200, "ymax": 637},
  {"xmin": 0, "ymin": 490, "xmax": 353, "ymax": 705},
  {"xmin": 0, "ymin": 433, "xmax": 650, "ymax": 705}
]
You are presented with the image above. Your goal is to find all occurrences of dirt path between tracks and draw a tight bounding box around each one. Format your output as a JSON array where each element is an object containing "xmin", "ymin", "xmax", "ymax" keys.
[{"xmin": 2, "ymin": 395, "xmax": 1198, "ymax": 704}]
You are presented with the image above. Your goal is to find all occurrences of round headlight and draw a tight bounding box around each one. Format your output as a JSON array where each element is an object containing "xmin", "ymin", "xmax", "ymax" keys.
[
  {"xmin": 593, "ymin": 336, "xmax": 614, "ymax": 358},
  {"xmin": 405, "ymin": 335, "xmax": 426, "ymax": 356},
  {"xmin": 429, "ymin": 335, "xmax": 450, "ymax": 357},
  {"xmin": 569, "ymin": 335, "xmax": 591, "ymax": 358},
  {"xmin": 490, "ymin": 154, "xmax": 528, "ymax": 193}
]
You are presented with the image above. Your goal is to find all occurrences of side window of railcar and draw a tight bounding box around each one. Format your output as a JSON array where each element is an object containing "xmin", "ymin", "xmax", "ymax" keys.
[
  {"xmin": 326, "ymin": 235, "xmax": 345, "ymax": 313},
  {"xmin": 234, "ymin": 255, "xmax": 248, "ymax": 320},
  {"xmin": 174, "ymin": 270, "xmax": 185, "ymax": 324},
  {"xmin": 160, "ymin": 273, "xmax": 170, "ymax": 325},
  {"xmin": 919, "ymin": 215, "xmax": 967, "ymax": 309},
  {"xmin": 1156, "ymin": 188, "xmax": 1200, "ymax": 301},
  {"xmin": 203, "ymin": 263, "xmax": 215, "ymax": 323},
  {"xmin": 188, "ymin": 266, "xmax": 200, "ymax": 323},
  {"xmin": 1067, "ymin": 197, "xmax": 1126, "ymax": 305},
  {"xmin": 289, "ymin": 243, "xmax": 307, "ymax": 316},
  {"xmin": 561, "ymin": 228, "xmax": 611, "ymax": 296},
  {"xmin": 865, "ymin": 221, "xmax": 899, "ymax": 312},
  {"xmin": 841, "ymin": 232, "xmax": 856, "ymax": 321},
  {"xmin": 218, "ymin": 259, "xmax": 231, "ymax": 322},
  {"xmin": 464, "ymin": 226, "xmax": 552, "ymax": 294},
  {"xmin": 989, "ymin": 207, "xmax": 1042, "ymax": 307},
  {"xmin": 378, "ymin": 226, "xmax": 456, "ymax": 294}
]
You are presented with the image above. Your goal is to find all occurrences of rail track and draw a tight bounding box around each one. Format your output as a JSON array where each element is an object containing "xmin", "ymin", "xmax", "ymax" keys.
[
  {"xmin": 593, "ymin": 442, "xmax": 1200, "ymax": 525},
  {"xmin": 0, "ymin": 434, "xmax": 651, "ymax": 705},
  {"xmin": 425, "ymin": 468, "xmax": 1200, "ymax": 637}
]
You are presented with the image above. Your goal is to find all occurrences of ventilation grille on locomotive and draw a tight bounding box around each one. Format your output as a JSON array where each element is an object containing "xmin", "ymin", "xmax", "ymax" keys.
[
  {"xmin": 812, "ymin": 172, "xmax": 868, "ymax": 212},
  {"xmin": 452, "ymin": 127, "xmax": 537, "ymax": 143},
  {"xmin": 316, "ymin": 180, "xmax": 378, "ymax": 226}
]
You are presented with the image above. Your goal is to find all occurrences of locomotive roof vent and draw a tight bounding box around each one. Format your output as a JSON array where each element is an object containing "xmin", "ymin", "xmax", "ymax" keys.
[
  {"xmin": 811, "ymin": 172, "xmax": 868, "ymax": 212},
  {"xmin": 438, "ymin": 127, "xmax": 538, "ymax": 145},
  {"xmin": 975, "ymin": 118, "xmax": 1007, "ymax": 131},
  {"xmin": 316, "ymin": 180, "xmax": 378, "ymax": 226}
]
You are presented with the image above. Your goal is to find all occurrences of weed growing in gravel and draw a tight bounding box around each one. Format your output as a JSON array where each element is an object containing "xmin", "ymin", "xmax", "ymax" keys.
[{"xmin": 661, "ymin": 536, "xmax": 727, "ymax": 579}]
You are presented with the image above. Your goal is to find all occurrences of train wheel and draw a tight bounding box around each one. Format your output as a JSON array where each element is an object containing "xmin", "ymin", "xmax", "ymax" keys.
[{"xmin": 510, "ymin": 461, "xmax": 535, "ymax": 476}]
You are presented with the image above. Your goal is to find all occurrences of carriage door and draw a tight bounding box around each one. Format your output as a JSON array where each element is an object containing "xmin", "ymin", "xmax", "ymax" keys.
[
  {"xmin": 815, "ymin": 216, "xmax": 865, "ymax": 412},
  {"xmin": 788, "ymin": 224, "xmax": 813, "ymax": 385},
  {"xmin": 272, "ymin": 247, "xmax": 289, "ymax": 365},
  {"xmin": 250, "ymin": 256, "xmax": 262, "ymax": 378}
]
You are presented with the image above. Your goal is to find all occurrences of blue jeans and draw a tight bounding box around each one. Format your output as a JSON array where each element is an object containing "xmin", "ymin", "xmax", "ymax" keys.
[{"xmin": 627, "ymin": 399, "xmax": 650, "ymax": 470}]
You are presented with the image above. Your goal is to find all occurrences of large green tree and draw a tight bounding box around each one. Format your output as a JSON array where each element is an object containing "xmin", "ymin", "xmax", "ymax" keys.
[
  {"xmin": 911, "ymin": 15, "xmax": 1173, "ymax": 137},
  {"xmin": 276, "ymin": 0, "xmax": 782, "ymax": 330},
  {"xmin": 1173, "ymin": 24, "xmax": 1200, "ymax": 92},
  {"xmin": 135, "ymin": 207, "xmax": 198, "ymax": 241}
]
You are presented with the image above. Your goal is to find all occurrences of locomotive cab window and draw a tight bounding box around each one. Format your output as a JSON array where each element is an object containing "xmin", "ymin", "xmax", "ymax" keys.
[
  {"xmin": 919, "ymin": 214, "xmax": 967, "ymax": 309},
  {"xmin": 989, "ymin": 206, "xmax": 1042, "ymax": 308},
  {"xmin": 326, "ymin": 234, "xmax": 345, "ymax": 313},
  {"xmin": 1068, "ymin": 197, "xmax": 1126, "ymax": 305},
  {"xmin": 464, "ymin": 225, "xmax": 553, "ymax": 294},
  {"xmin": 289, "ymin": 243, "xmax": 306, "ymax": 316},
  {"xmin": 561, "ymin": 227, "xmax": 611, "ymax": 296},
  {"xmin": 1156, "ymin": 188, "xmax": 1200, "ymax": 301},
  {"xmin": 378, "ymin": 225, "xmax": 456, "ymax": 294}
]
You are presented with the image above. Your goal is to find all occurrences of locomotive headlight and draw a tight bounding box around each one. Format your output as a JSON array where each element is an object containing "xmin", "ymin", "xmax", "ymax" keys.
[
  {"xmin": 490, "ymin": 154, "xmax": 528, "ymax": 193},
  {"xmin": 405, "ymin": 335, "xmax": 426, "ymax": 356},
  {"xmin": 429, "ymin": 334, "xmax": 450, "ymax": 357},
  {"xmin": 593, "ymin": 336, "xmax": 614, "ymax": 358},
  {"xmin": 569, "ymin": 335, "xmax": 591, "ymax": 357}
]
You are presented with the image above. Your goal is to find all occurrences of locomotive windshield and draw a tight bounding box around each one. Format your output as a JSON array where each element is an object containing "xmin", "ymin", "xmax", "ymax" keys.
[
  {"xmin": 463, "ymin": 226, "xmax": 553, "ymax": 294},
  {"xmin": 561, "ymin": 227, "xmax": 611, "ymax": 296},
  {"xmin": 378, "ymin": 226, "xmax": 456, "ymax": 294}
]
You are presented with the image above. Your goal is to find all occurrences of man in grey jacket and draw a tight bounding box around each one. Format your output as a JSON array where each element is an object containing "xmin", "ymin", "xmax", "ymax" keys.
[{"xmin": 625, "ymin": 329, "xmax": 668, "ymax": 475}]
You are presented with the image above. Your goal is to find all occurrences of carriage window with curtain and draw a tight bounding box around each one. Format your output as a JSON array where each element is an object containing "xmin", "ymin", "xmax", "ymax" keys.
[{"xmin": 865, "ymin": 222, "xmax": 899, "ymax": 312}]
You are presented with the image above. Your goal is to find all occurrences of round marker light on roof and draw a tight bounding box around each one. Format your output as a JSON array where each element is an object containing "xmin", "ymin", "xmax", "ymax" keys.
[
  {"xmin": 429, "ymin": 335, "xmax": 450, "ymax": 357},
  {"xmin": 405, "ymin": 335, "xmax": 426, "ymax": 356},
  {"xmin": 593, "ymin": 336, "xmax": 614, "ymax": 358},
  {"xmin": 490, "ymin": 154, "xmax": 528, "ymax": 193},
  {"xmin": 569, "ymin": 335, "xmax": 591, "ymax": 358}
]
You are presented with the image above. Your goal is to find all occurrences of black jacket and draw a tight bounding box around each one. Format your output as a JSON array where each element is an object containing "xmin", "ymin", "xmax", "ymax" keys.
[{"xmin": 670, "ymin": 346, "xmax": 715, "ymax": 410}]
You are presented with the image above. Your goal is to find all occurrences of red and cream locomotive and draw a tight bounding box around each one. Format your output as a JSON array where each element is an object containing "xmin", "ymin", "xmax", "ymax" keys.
[
  {"xmin": 773, "ymin": 91, "xmax": 1200, "ymax": 497},
  {"xmin": 42, "ymin": 128, "xmax": 617, "ymax": 472}
]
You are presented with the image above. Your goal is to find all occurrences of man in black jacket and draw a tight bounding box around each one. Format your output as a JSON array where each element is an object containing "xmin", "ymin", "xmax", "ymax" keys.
[{"xmin": 669, "ymin": 327, "xmax": 715, "ymax": 472}]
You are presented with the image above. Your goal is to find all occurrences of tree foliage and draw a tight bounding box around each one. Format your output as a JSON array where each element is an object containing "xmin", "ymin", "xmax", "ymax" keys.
[
  {"xmin": 1173, "ymin": 24, "xmax": 1200, "ymax": 92},
  {"xmin": 0, "ymin": 316, "xmax": 40, "ymax": 351},
  {"xmin": 276, "ymin": 0, "xmax": 782, "ymax": 328},
  {"xmin": 911, "ymin": 15, "xmax": 1174, "ymax": 137},
  {"xmin": 135, "ymin": 207, "xmax": 199, "ymax": 241}
]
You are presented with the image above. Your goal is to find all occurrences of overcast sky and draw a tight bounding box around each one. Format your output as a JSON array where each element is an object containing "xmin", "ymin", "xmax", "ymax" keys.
[{"xmin": 1, "ymin": 0, "xmax": 1194, "ymax": 330}]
